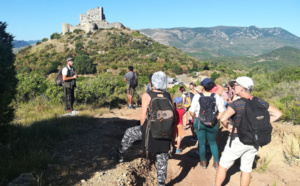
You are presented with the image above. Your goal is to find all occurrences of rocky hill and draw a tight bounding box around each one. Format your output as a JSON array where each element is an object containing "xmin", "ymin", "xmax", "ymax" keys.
[{"xmin": 139, "ymin": 26, "xmax": 300, "ymax": 59}]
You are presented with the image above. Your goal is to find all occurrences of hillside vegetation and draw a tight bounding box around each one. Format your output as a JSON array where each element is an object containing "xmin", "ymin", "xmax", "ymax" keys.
[{"xmin": 13, "ymin": 28, "xmax": 300, "ymax": 124}]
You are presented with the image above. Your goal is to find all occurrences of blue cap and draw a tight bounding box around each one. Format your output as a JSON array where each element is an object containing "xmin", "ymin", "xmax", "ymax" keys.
[
  {"xmin": 201, "ymin": 78, "xmax": 213, "ymax": 86},
  {"xmin": 174, "ymin": 97, "xmax": 183, "ymax": 104}
]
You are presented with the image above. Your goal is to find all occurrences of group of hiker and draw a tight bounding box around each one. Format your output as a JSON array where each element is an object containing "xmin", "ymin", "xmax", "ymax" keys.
[
  {"xmin": 119, "ymin": 66, "xmax": 282, "ymax": 186},
  {"xmin": 59, "ymin": 60, "xmax": 282, "ymax": 186}
]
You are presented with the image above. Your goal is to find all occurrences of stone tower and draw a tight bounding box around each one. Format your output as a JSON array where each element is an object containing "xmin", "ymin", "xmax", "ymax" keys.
[{"xmin": 62, "ymin": 7, "xmax": 124, "ymax": 34}]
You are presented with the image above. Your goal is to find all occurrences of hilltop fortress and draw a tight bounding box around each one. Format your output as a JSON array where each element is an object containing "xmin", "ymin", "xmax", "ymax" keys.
[{"xmin": 62, "ymin": 7, "xmax": 124, "ymax": 34}]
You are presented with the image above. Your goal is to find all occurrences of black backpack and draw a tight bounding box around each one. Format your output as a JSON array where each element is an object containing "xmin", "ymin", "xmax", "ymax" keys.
[
  {"xmin": 145, "ymin": 91, "xmax": 175, "ymax": 157},
  {"xmin": 197, "ymin": 93, "xmax": 218, "ymax": 129},
  {"xmin": 55, "ymin": 68, "xmax": 63, "ymax": 86},
  {"xmin": 129, "ymin": 72, "xmax": 138, "ymax": 89},
  {"xmin": 230, "ymin": 97, "xmax": 272, "ymax": 147}
]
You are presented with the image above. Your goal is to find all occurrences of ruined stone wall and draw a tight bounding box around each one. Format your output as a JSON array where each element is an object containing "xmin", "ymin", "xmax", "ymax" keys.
[
  {"xmin": 62, "ymin": 7, "xmax": 123, "ymax": 34},
  {"xmin": 80, "ymin": 7, "xmax": 104, "ymax": 24}
]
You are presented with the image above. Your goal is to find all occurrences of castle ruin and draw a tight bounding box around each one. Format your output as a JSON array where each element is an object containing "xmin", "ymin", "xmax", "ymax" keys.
[{"xmin": 62, "ymin": 7, "xmax": 124, "ymax": 34}]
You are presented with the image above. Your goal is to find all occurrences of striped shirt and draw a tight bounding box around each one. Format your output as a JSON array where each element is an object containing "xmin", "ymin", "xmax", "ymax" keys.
[{"xmin": 229, "ymin": 98, "xmax": 269, "ymax": 127}]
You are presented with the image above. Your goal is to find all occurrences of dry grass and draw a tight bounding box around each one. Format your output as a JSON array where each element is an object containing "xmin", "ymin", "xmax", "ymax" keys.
[{"xmin": 13, "ymin": 97, "xmax": 111, "ymax": 126}]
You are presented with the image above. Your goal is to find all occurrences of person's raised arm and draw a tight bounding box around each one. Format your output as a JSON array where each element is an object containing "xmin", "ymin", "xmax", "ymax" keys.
[{"xmin": 268, "ymin": 105, "xmax": 282, "ymax": 123}]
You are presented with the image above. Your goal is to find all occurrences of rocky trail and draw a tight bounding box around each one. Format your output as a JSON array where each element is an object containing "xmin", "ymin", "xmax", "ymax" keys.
[{"xmin": 10, "ymin": 107, "xmax": 300, "ymax": 186}]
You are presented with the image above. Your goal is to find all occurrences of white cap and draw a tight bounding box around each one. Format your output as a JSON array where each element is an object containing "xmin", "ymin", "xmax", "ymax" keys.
[
  {"xmin": 151, "ymin": 71, "xmax": 167, "ymax": 90},
  {"xmin": 236, "ymin": 76, "xmax": 254, "ymax": 90}
]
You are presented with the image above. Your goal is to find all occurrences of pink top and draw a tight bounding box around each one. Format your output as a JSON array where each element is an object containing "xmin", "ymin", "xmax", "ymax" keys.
[
  {"xmin": 175, "ymin": 108, "xmax": 185, "ymax": 125},
  {"xmin": 222, "ymin": 90, "xmax": 231, "ymax": 101}
]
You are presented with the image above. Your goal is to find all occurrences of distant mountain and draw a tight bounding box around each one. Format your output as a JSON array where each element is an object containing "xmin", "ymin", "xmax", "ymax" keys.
[
  {"xmin": 139, "ymin": 26, "xmax": 300, "ymax": 59},
  {"xmin": 12, "ymin": 40, "xmax": 40, "ymax": 48},
  {"xmin": 206, "ymin": 46, "xmax": 300, "ymax": 70}
]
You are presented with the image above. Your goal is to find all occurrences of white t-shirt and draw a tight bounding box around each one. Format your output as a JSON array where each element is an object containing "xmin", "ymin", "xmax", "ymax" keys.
[
  {"xmin": 189, "ymin": 93, "xmax": 225, "ymax": 117},
  {"xmin": 62, "ymin": 65, "xmax": 75, "ymax": 85}
]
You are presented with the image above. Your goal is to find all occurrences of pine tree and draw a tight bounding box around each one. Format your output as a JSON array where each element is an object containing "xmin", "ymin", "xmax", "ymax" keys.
[{"xmin": 0, "ymin": 22, "xmax": 18, "ymax": 124}]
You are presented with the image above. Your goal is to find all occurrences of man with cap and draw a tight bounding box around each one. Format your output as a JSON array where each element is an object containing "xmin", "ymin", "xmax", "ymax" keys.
[
  {"xmin": 62, "ymin": 57, "xmax": 78, "ymax": 112},
  {"xmin": 215, "ymin": 76, "xmax": 282, "ymax": 186}
]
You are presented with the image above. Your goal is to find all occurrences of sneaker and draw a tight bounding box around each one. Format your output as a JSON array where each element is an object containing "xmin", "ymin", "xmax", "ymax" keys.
[
  {"xmin": 200, "ymin": 161, "xmax": 207, "ymax": 169},
  {"xmin": 175, "ymin": 149, "xmax": 182, "ymax": 154},
  {"xmin": 158, "ymin": 182, "xmax": 165, "ymax": 186},
  {"xmin": 128, "ymin": 105, "xmax": 135, "ymax": 109},
  {"xmin": 116, "ymin": 147, "xmax": 124, "ymax": 162},
  {"xmin": 213, "ymin": 161, "xmax": 219, "ymax": 170}
]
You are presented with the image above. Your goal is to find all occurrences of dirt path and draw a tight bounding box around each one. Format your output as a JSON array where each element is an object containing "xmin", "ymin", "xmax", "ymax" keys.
[
  {"xmin": 98, "ymin": 107, "xmax": 300, "ymax": 186},
  {"xmin": 34, "ymin": 107, "xmax": 300, "ymax": 186}
]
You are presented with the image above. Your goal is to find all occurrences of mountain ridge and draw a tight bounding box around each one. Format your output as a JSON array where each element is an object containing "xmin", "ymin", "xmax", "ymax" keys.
[{"xmin": 139, "ymin": 26, "xmax": 300, "ymax": 59}]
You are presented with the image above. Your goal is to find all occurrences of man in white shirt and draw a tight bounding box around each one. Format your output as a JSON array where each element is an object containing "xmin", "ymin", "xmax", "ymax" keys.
[{"xmin": 62, "ymin": 57, "xmax": 78, "ymax": 112}]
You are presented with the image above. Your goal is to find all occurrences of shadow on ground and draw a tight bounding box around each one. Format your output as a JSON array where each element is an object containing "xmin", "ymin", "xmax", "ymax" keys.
[{"xmin": 1, "ymin": 116, "xmax": 143, "ymax": 185}]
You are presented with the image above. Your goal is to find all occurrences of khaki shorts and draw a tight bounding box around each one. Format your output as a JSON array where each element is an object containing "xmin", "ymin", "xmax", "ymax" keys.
[
  {"xmin": 127, "ymin": 84, "xmax": 135, "ymax": 96},
  {"xmin": 220, "ymin": 137, "xmax": 258, "ymax": 172}
]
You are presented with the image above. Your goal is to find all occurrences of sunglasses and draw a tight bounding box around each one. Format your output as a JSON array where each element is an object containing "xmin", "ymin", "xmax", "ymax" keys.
[{"xmin": 232, "ymin": 84, "xmax": 240, "ymax": 90}]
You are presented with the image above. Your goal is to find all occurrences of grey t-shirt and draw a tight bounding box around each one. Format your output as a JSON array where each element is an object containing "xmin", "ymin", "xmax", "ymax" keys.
[{"xmin": 124, "ymin": 71, "xmax": 137, "ymax": 85}]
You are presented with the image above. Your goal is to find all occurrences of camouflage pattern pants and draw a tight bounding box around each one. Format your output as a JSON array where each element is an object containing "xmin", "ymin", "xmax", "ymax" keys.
[{"xmin": 120, "ymin": 125, "xmax": 169, "ymax": 184}]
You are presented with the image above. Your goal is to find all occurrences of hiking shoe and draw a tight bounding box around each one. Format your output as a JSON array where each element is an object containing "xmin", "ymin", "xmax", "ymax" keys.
[
  {"xmin": 175, "ymin": 149, "xmax": 182, "ymax": 154},
  {"xmin": 128, "ymin": 105, "xmax": 135, "ymax": 109},
  {"xmin": 158, "ymin": 182, "xmax": 165, "ymax": 186},
  {"xmin": 213, "ymin": 161, "xmax": 219, "ymax": 170},
  {"xmin": 200, "ymin": 161, "xmax": 207, "ymax": 169},
  {"xmin": 116, "ymin": 147, "xmax": 125, "ymax": 162}
]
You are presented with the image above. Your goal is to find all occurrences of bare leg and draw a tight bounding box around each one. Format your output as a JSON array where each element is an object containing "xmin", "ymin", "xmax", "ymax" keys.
[
  {"xmin": 240, "ymin": 171, "xmax": 251, "ymax": 186},
  {"xmin": 128, "ymin": 94, "xmax": 132, "ymax": 105},
  {"xmin": 176, "ymin": 137, "xmax": 182, "ymax": 150},
  {"xmin": 215, "ymin": 165, "xmax": 227, "ymax": 186}
]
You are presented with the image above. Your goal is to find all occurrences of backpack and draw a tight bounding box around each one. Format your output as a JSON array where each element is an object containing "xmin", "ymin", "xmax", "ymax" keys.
[
  {"xmin": 231, "ymin": 97, "xmax": 272, "ymax": 147},
  {"xmin": 183, "ymin": 93, "xmax": 191, "ymax": 108},
  {"xmin": 197, "ymin": 93, "xmax": 217, "ymax": 128},
  {"xmin": 129, "ymin": 72, "xmax": 138, "ymax": 89},
  {"xmin": 55, "ymin": 68, "xmax": 64, "ymax": 86},
  {"xmin": 145, "ymin": 91, "xmax": 175, "ymax": 157}
]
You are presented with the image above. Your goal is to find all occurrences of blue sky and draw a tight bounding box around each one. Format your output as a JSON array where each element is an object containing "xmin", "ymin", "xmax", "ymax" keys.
[{"xmin": 1, "ymin": 0, "xmax": 299, "ymax": 40}]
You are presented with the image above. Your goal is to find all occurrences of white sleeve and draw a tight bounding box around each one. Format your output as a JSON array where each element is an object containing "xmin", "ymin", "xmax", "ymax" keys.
[
  {"xmin": 189, "ymin": 94, "xmax": 200, "ymax": 113},
  {"xmin": 62, "ymin": 67, "xmax": 68, "ymax": 75},
  {"xmin": 215, "ymin": 94, "xmax": 226, "ymax": 112}
]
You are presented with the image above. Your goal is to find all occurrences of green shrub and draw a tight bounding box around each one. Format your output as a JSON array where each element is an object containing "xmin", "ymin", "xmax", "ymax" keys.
[
  {"xmin": 42, "ymin": 38, "xmax": 48, "ymax": 42},
  {"xmin": 210, "ymin": 71, "xmax": 220, "ymax": 81},
  {"xmin": 74, "ymin": 55, "xmax": 96, "ymax": 74},
  {"xmin": 50, "ymin": 32, "xmax": 61, "ymax": 39},
  {"xmin": 75, "ymin": 73, "xmax": 126, "ymax": 105},
  {"xmin": 73, "ymin": 29, "xmax": 83, "ymax": 34},
  {"xmin": 16, "ymin": 73, "xmax": 48, "ymax": 102},
  {"xmin": 111, "ymin": 64, "xmax": 118, "ymax": 70}
]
